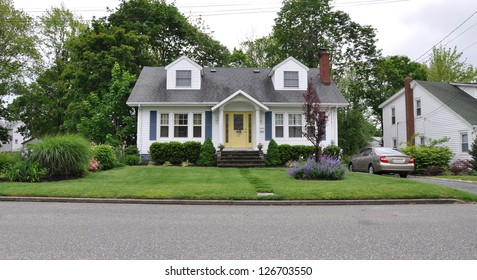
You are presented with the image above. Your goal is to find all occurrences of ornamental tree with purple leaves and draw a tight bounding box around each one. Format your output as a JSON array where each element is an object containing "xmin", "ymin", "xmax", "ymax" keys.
[{"xmin": 303, "ymin": 82, "xmax": 328, "ymax": 162}]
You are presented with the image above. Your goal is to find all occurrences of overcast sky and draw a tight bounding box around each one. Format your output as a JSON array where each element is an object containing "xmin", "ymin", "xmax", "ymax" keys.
[{"xmin": 13, "ymin": 0, "xmax": 477, "ymax": 66}]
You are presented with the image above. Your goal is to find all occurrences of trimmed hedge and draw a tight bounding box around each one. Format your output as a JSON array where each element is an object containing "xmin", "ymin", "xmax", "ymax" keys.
[
  {"xmin": 265, "ymin": 140, "xmax": 341, "ymax": 166},
  {"xmin": 149, "ymin": 141, "xmax": 202, "ymax": 165}
]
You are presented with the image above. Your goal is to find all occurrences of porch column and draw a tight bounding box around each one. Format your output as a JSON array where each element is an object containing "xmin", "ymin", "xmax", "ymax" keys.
[
  {"xmin": 255, "ymin": 108, "xmax": 260, "ymax": 149},
  {"xmin": 218, "ymin": 107, "xmax": 224, "ymax": 144}
]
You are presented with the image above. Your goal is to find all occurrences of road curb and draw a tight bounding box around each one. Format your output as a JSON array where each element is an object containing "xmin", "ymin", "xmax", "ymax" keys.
[{"xmin": 0, "ymin": 196, "xmax": 466, "ymax": 206}]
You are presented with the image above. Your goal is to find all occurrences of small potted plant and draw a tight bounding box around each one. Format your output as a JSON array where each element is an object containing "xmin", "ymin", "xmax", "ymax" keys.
[
  {"xmin": 217, "ymin": 144, "xmax": 225, "ymax": 160},
  {"xmin": 257, "ymin": 143, "xmax": 264, "ymax": 159}
]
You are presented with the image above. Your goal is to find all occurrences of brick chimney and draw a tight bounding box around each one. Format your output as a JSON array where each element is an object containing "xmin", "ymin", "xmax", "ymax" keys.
[
  {"xmin": 319, "ymin": 49, "xmax": 331, "ymax": 86},
  {"xmin": 404, "ymin": 77, "xmax": 415, "ymax": 145}
]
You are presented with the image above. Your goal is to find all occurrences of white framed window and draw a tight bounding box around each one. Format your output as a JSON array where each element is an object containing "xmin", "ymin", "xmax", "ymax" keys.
[
  {"xmin": 275, "ymin": 113, "xmax": 284, "ymax": 138},
  {"xmin": 174, "ymin": 113, "xmax": 188, "ymax": 137},
  {"xmin": 193, "ymin": 113, "xmax": 202, "ymax": 138},
  {"xmin": 176, "ymin": 70, "xmax": 191, "ymax": 87},
  {"xmin": 288, "ymin": 113, "xmax": 302, "ymax": 138},
  {"xmin": 284, "ymin": 71, "xmax": 299, "ymax": 87},
  {"xmin": 160, "ymin": 113, "xmax": 169, "ymax": 138},
  {"xmin": 461, "ymin": 133, "xmax": 469, "ymax": 153},
  {"xmin": 416, "ymin": 99, "xmax": 421, "ymax": 116},
  {"xmin": 420, "ymin": 136, "xmax": 425, "ymax": 146},
  {"xmin": 391, "ymin": 107, "xmax": 396, "ymax": 125}
]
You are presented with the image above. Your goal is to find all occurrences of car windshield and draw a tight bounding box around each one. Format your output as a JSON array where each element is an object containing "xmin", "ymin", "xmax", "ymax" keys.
[{"xmin": 375, "ymin": 148, "xmax": 405, "ymax": 156}]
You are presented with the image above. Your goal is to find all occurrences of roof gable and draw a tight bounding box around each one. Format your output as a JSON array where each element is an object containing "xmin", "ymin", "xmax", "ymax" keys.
[
  {"xmin": 269, "ymin": 56, "xmax": 309, "ymax": 77},
  {"xmin": 211, "ymin": 90, "xmax": 269, "ymax": 111},
  {"xmin": 165, "ymin": 55, "xmax": 203, "ymax": 73}
]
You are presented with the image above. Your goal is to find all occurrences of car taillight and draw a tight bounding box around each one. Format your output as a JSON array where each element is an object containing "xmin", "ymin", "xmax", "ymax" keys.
[
  {"xmin": 380, "ymin": 156, "xmax": 389, "ymax": 163},
  {"xmin": 409, "ymin": 157, "xmax": 415, "ymax": 164}
]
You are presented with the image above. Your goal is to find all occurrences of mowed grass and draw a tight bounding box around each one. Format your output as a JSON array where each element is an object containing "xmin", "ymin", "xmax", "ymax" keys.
[{"xmin": 1, "ymin": 166, "xmax": 477, "ymax": 201}]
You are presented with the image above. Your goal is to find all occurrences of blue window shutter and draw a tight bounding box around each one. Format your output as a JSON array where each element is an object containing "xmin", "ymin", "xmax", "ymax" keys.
[
  {"xmin": 265, "ymin": 112, "xmax": 272, "ymax": 141},
  {"xmin": 205, "ymin": 111, "xmax": 212, "ymax": 139},
  {"xmin": 149, "ymin": 111, "xmax": 157, "ymax": 141}
]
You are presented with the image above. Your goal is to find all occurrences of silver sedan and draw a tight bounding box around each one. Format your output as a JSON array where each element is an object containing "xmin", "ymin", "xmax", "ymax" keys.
[{"xmin": 348, "ymin": 147, "xmax": 415, "ymax": 178}]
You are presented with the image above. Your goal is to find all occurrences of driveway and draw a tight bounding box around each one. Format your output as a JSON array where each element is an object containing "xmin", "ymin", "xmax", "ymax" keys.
[{"xmin": 409, "ymin": 176, "xmax": 477, "ymax": 195}]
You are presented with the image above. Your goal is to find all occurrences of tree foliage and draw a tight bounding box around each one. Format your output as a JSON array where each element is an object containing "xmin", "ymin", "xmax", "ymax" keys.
[
  {"xmin": 0, "ymin": 0, "xmax": 38, "ymax": 142},
  {"xmin": 426, "ymin": 45, "xmax": 477, "ymax": 83},
  {"xmin": 338, "ymin": 107, "xmax": 375, "ymax": 156}
]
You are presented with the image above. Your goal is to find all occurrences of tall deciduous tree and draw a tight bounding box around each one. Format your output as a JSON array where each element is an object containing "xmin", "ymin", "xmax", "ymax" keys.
[
  {"xmin": 426, "ymin": 45, "xmax": 477, "ymax": 83},
  {"xmin": 75, "ymin": 63, "xmax": 137, "ymax": 145},
  {"xmin": 0, "ymin": 0, "xmax": 38, "ymax": 143},
  {"xmin": 108, "ymin": 0, "xmax": 229, "ymax": 66},
  {"xmin": 9, "ymin": 5, "xmax": 86, "ymax": 138},
  {"xmin": 303, "ymin": 83, "xmax": 328, "ymax": 162}
]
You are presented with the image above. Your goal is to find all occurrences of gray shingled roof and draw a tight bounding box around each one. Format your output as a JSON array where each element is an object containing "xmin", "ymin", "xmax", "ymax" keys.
[
  {"xmin": 127, "ymin": 67, "xmax": 348, "ymax": 106},
  {"xmin": 417, "ymin": 81, "xmax": 477, "ymax": 126}
]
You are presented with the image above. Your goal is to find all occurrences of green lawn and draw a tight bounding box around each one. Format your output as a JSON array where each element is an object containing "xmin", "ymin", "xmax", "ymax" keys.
[{"xmin": 1, "ymin": 166, "xmax": 477, "ymax": 201}]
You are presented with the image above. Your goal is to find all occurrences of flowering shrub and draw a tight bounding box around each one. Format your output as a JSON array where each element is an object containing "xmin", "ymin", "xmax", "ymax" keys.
[
  {"xmin": 89, "ymin": 160, "xmax": 100, "ymax": 172},
  {"xmin": 287, "ymin": 156, "xmax": 346, "ymax": 180},
  {"xmin": 450, "ymin": 159, "xmax": 473, "ymax": 175}
]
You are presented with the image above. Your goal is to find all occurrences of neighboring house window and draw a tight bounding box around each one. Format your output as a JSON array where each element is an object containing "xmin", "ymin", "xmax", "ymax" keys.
[
  {"xmin": 416, "ymin": 99, "xmax": 421, "ymax": 116},
  {"xmin": 420, "ymin": 136, "xmax": 425, "ymax": 146},
  {"xmin": 176, "ymin": 70, "xmax": 191, "ymax": 87},
  {"xmin": 391, "ymin": 107, "xmax": 396, "ymax": 125},
  {"xmin": 193, "ymin": 113, "xmax": 202, "ymax": 138},
  {"xmin": 461, "ymin": 133, "xmax": 469, "ymax": 153},
  {"xmin": 284, "ymin": 71, "xmax": 299, "ymax": 87},
  {"xmin": 392, "ymin": 138, "xmax": 397, "ymax": 149},
  {"xmin": 288, "ymin": 113, "xmax": 302, "ymax": 137},
  {"xmin": 160, "ymin": 113, "xmax": 169, "ymax": 138},
  {"xmin": 174, "ymin": 113, "xmax": 188, "ymax": 137},
  {"xmin": 275, "ymin": 114, "xmax": 284, "ymax": 138}
]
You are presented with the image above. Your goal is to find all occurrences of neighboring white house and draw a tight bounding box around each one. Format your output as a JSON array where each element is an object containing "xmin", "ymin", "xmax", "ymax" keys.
[
  {"xmin": 0, "ymin": 120, "xmax": 27, "ymax": 152},
  {"xmin": 379, "ymin": 78, "xmax": 477, "ymax": 161},
  {"xmin": 127, "ymin": 51, "xmax": 348, "ymax": 159}
]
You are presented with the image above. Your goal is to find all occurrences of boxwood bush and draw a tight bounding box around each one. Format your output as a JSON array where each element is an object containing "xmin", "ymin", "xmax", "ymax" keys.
[
  {"xmin": 91, "ymin": 144, "xmax": 120, "ymax": 170},
  {"xmin": 149, "ymin": 141, "xmax": 202, "ymax": 165},
  {"xmin": 265, "ymin": 139, "xmax": 281, "ymax": 166}
]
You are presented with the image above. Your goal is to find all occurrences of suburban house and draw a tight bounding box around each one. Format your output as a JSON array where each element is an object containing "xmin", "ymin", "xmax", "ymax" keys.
[
  {"xmin": 0, "ymin": 120, "xmax": 26, "ymax": 152},
  {"xmin": 127, "ymin": 50, "xmax": 348, "ymax": 161},
  {"xmin": 379, "ymin": 78, "xmax": 477, "ymax": 161}
]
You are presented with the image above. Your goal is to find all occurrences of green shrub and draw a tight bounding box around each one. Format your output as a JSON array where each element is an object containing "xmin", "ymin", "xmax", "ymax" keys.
[
  {"xmin": 266, "ymin": 139, "xmax": 282, "ymax": 166},
  {"xmin": 401, "ymin": 144, "xmax": 453, "ymax": 170},
  {"xmin": 149, "ymin": 142, "xmax": 201, "ymax": 165},
  {"xmin": 124, "ymin": 145, "xmax": 139, "ymax": 156},
  {"xmin": 197, "ymin": 138, "xmax": 216, "ymax": 166},
  {"xmin": 183, "ymin": 141, "xmax": 202, "ymax": 164},
  {"xmin": 0, "ymin": 152, "xmax": 17, "ymax": 173},
  {"xmin": 122, "ymin": 154, "xmax": 141, "ymax": 166},
  {"xmin": 450, "ymin": 159, "xmax": 473, "ymax": 175},
  {"xmin": 92, "ymin": 145, "xmax": 120, "ymax": 170},
  {"xmin": 30, "ymin": 134, "xmax": 91, "ymax": 179},
  {"xmin": 278, "ymin": 144, "xmax": 314, "ymax": 163},
  {"xmin": 3, "ymin": 159, "xmax": 45, "ymax": 182},
  {"xmin": 323, "ymin": 144, "xmax": 341, "ymax": 158}
]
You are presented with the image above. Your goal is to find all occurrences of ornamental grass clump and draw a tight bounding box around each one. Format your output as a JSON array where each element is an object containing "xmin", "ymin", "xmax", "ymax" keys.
[{"xmin": 287, "ymin": 156, "xmax": 346, "ymax": 180}]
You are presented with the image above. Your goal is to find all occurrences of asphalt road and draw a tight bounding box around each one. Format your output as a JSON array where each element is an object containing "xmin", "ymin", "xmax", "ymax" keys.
[
  {"xmin": 409, "ymin": 176, "xmax": 477, "ymax": 195},
  {"xmin": 1, "ymin": 202, "xmax": 476, "ymax": 259}
]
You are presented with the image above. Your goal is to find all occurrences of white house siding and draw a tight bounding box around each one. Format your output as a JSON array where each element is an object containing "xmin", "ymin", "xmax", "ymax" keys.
[
  {"xmin": 0, "ymin": 121, "xmax": 26, "ymax": 152},
  {"xmin": 266, "ymin": 105, "xmax": 338, "ymax": 151},
  {"xmin": 382, "ymin": 91, "xmax": 407, "ymax": 149},
  {"xmin": 271, "ymin": 60, "xmax": 308, "ymax": 91},
  {"xmin": 413, "ymin": 85, "xmax": 473, "ymax": 161},
  {"xmin": 166, "ymin": 59, "xmax": 201, "ymax": 90},
  {"xmin": 137, "ymin": 106, "xmax": 207, "ymax": 155},
  {"xmin": 382, "ymin": 85, "xmax": 473, "ymax": 161}
]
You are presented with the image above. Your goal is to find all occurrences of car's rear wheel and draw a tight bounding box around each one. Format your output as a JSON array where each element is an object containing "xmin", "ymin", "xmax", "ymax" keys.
[
  {"xmin": 399, "ymin": 172, "xmax": 408, "ymax": 178},
  {"xmin": 368, "ymin": 164, "xmax": 375, "ymax": 174},
  {"xmin": 348, "ymin": 163, "xmax": 354, "ymax": 171}
]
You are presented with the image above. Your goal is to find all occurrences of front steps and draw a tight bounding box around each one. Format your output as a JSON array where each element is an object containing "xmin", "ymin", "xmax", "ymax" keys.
[{"xmin": 217, "ymin": 150, "xmax": 266, "ymax": 167}]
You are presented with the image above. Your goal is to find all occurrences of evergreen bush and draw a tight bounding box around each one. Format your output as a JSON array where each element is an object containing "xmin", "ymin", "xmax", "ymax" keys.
[
  {"xmin": 266, "ymin": 139, "xmax": 282, "ymax": 166},
  {"xmin": 197, "ymin": 138, "xmax": 216, "ymax": 166},
  {"xmin": 122, "ymin": 154, "xmax": 141, "ymax": 166},
  {"xmin": 92, "ymin": 144, "xmax": 120, "ymax": 170},
  {"xmin": 183, "ymin": 141, "xmax": 202, "ymax": 164},
  {"xmin": 30, "ymin": 134, "xmax": 91, "ymax": 179},
  {"xmin": 323, "ymin": 144, "xmax": 342, "ymax": 157}
]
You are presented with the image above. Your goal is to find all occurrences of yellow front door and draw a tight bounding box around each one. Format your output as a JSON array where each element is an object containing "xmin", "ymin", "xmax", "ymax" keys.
[{"xmin": 224, "ymin": 112, "xmax": 253, "ymax": 148}]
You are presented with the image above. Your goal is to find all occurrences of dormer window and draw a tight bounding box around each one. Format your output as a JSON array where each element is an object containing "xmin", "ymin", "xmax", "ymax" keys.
[
  {"xmin": 284, "ymin": 71, "xmax": 299, "ymax": 87},
  {"xmin": 176, "ymin": 70, "xmax": 191, "ymax": 87}
]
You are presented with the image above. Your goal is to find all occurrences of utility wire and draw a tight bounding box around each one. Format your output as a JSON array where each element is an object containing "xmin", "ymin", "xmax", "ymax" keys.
[{"xmin": 414, "ymin": 10, "xmax": 477, "ymax": 62}]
